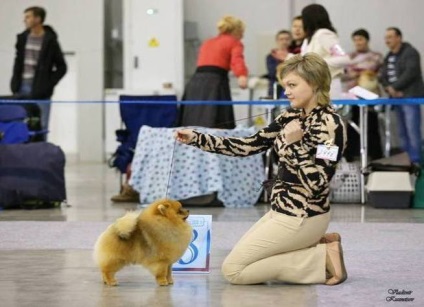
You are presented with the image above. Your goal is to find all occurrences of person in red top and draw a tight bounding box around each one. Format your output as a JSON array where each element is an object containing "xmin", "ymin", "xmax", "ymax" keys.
[{"xmin": 179, "ymin": 16, "xmax": 248, "ymax": 129}]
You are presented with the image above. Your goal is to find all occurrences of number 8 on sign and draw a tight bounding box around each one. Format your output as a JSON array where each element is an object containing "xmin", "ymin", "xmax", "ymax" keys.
[
  {"xmin": 173, "ymin": 215, "xmax": 212, "ymax": 273},
  {"xmin": 178, "ymin": 229, "xmax": 199, "ymax": 265}
]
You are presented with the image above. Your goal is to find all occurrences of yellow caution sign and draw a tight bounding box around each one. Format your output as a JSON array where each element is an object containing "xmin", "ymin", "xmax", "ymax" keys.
[
  {"xmin": 148, "ymin": 37, "xmax": 159, "ymax": 47},
  {"xmin": 254, "ymin": 116, "xmax": 266, "ymax": 127}
]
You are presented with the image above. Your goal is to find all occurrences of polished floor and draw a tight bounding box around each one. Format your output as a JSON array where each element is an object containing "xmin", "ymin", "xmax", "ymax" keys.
[{"xmin": 1, "ymin": 162, "xmax": 424, "ymax": 307}]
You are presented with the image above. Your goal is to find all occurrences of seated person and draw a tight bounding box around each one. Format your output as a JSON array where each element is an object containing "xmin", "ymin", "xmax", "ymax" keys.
[
  {"xmin": 266, "ymin": 30, "xmax": 293, "ymax": 98},
  {"xmin": 288, "ymin": 16, "xmax": 305, "ymax": 54},
  {"xmin": 110, "ymin": 164, "xmax": 139, "ymax": 203}
]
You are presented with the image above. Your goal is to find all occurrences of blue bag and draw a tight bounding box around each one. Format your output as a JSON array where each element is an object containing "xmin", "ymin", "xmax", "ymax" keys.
[{"xmin": 0, "ymin": 105, "xmax": 30, "ymax": 144}]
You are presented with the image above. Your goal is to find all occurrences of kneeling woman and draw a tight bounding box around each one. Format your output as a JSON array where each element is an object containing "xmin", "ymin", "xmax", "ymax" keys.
[{"xmin": 175, "ymin": 53, "xmax": 348, "ymax": 286}]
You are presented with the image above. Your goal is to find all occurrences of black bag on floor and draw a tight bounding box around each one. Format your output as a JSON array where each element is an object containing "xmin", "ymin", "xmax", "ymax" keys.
[
  {"xmin": 365, "ymin": 152, "xmax": 420, "ymax": 175},
  {"xmin": 178, "ymin": 192, "xmax": 224, "ymax": 207},
  {"xmin": 0, "ymin": 142, "xmax": 66, "ymax": 209}
]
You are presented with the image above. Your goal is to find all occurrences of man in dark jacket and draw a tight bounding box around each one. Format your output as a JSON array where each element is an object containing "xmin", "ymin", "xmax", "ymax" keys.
[
  {"xmin": 380, "ymin": 27, "xmax": 424, "ymax": 164},
  {"xmin": 11, "ymin": 6, "xmax": 67, "ymax": 134}
]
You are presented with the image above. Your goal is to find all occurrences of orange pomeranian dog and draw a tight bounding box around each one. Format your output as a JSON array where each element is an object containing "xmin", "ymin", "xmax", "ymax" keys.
[
  {"xmin": 93, "ymin": 199, "xmax": 192, "ymax": 286},
  {"xmin": 358, "ymin": 70, "xmax": 380, "ymax": 94}
]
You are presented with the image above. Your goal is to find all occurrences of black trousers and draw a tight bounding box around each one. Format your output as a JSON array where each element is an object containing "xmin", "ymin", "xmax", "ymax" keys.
[
  {"xmin": 344, "ymin": 106, "xmax": 383, "ymax": 162},
  {"xmin": 178, "ymin": 66, "xmax": 235, "ymax": 129}
]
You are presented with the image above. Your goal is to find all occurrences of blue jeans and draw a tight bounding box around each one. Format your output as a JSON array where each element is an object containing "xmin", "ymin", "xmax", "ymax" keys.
[
  {"xmin": 394, "ymin": 104, "xmax": 422, "ymax": 163},
  {"xmin": 20, "ymin": 83, "xmax": 51, "ymax": 134},
  {"xmin": 37, "ymin": 102, "xmax": 51, "ymax": 133}
]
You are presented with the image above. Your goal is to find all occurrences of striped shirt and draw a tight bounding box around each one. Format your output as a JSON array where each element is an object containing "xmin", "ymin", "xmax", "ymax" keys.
[
  {"xmin": 386, "ymin": 54, "xmax": 398, "ymax": 84},
  {"xmin": 189, "ymin": 105, "xmax": 347, "ymax": 217},
  {"xmin": 21, "ymin": 34, "xmax": 44, "ymax": 89}
]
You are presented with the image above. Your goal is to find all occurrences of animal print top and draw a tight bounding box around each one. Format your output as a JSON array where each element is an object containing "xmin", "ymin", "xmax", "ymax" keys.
[{"xmin": 189, "ymin": 105, "xmax": 347, "ymax": 217}]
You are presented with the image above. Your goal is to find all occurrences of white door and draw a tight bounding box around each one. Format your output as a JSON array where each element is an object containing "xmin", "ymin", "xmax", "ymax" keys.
[{"xmin": 124, "ymin": 0, "xmax": 184, "ymax": 95}]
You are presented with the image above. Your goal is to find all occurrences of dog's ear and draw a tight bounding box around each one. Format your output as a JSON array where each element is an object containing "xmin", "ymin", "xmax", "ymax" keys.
[{"xmin": 158, "ymin": 203, "xmax": 170, "ymax": 215}]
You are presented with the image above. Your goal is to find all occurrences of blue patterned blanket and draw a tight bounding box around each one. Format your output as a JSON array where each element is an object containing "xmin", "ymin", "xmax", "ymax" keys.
[{"xmin": 130, "ymin": 126, "xmax": 265, "ymax": 207}]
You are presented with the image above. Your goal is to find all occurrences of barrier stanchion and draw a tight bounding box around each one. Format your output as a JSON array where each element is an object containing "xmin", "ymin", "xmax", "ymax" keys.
[
  {"xmin": 359, "ymin": 105, "xmax": 368, "ymax": 204},
  {"xmin": 384, "ymin": 106, "xmax": 392, "ymax": 157}
]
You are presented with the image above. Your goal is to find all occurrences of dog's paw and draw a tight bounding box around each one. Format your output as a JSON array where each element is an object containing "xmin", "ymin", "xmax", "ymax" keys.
[
  {"xmin": 103, "ymin": 279, "xmax": 118, "ymax": 286},
  {"xmin": 156, "ymin": 278, "xmax": 169, "ymax": 286},
  {"xmin": 158, "ymin": 282, "xmax": 170, "ymax": 286}
]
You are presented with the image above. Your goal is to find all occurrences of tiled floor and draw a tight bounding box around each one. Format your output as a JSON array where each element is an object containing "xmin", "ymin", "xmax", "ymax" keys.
[{"xmin": 1, "ymin": 162, "xmax": 424, "ymax": 307}]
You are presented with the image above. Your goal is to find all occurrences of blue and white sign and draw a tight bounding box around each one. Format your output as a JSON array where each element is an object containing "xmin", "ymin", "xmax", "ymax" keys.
[{"xmin": 173, "ymin": 215, "xmax": 212, "ymax": 273}]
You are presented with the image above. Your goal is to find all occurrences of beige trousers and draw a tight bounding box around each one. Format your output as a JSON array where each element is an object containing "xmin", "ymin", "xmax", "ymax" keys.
[{"xmin": 221, "ymin": 210, "xmax": 331, "ymax": 285}]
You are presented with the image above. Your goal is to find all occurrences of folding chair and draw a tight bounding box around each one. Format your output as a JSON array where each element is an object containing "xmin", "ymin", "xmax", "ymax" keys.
[{"xmin": 109, "ymin": 95, "xmax": 178, "ymax": 188}]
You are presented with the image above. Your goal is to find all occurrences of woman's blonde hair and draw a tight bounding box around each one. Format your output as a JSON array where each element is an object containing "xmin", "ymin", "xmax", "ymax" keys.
[
  {"xmin": 217, "ymin": 16, "xmax": 245, "ymax": 36},
  {"xmin": 277, "ymin": 53, "xmax": 332, "ymax": 106}
]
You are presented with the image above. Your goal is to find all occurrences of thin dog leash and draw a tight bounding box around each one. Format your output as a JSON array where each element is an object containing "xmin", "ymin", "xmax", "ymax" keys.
[{"xmin": 164, "ymin": 111, "xmax": 273, "ymax": 198}]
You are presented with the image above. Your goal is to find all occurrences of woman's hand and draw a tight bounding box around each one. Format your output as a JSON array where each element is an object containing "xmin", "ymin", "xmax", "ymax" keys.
[
  {"xmin": 238, "ymin": 76, "xmax": 248, "ymax": 89},
  {"xmin": 174, "ymin": 129, "xmax": 195, "ymax": 144},
  {"xmin": 284, "ymin": 120, "xmax": 303, "ymax": 145}
]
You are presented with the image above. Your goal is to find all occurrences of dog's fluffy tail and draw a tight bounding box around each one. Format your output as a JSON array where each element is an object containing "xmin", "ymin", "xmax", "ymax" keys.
[{"xmin": 112, "ymin": 211, "xmax": 140, "ymax": 239}]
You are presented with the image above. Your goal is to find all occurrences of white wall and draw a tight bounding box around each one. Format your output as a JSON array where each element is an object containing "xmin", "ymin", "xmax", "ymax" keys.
[{"xmin": 0, "ymin": 0, "xmax": 103, "ymax": 161}]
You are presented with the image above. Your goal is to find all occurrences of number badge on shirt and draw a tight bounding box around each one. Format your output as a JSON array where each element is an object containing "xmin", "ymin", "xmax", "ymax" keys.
[{"xmin": 316, "ymin": 139, "xmax": 339, "ymax": 162}]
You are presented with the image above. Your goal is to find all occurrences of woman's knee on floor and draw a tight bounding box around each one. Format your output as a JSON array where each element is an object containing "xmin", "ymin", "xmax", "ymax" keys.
[{"xmin": 221, "ymin": 259, "xmax": 246, "ymax": 284}]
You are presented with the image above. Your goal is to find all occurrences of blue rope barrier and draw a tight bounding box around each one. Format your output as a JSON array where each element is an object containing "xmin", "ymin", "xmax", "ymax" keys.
[{"xmin": 1, "ymin": 98, "xmax": 424, "ymax": 105}]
